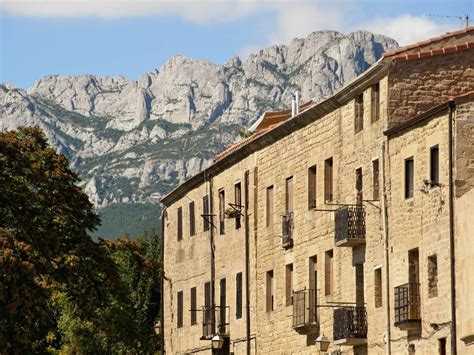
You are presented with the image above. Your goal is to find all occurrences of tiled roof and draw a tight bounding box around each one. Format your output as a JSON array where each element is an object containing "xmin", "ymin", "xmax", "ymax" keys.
[
  {"xmin": 392, "ymin": 41, "xmax": 474, "ymax": 62},
  {"xmin": 213, "ymin": 127, "xmax": 273, "ymax": 162},
  {"xmin": 214, "ymin": 100, "xmax": 315, "ymax": 162},
  {"xmin": 383, "ymin": 25, "xmax": 474, "ymax": 58}
]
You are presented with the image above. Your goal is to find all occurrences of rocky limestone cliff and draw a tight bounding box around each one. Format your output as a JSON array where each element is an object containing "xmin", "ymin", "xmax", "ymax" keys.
[{"xmin": 0, "ymin": 30, "xmax": 398, "ymax": 237}]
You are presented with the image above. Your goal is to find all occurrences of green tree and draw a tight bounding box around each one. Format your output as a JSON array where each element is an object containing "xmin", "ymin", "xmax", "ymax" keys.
[
  {"xmin": 57, "ymin": 234, "xmax": 161, "ymax": 353},
  {"xmin": 0, "ymin": 127, "xmax": 116, "ymax": 353}
]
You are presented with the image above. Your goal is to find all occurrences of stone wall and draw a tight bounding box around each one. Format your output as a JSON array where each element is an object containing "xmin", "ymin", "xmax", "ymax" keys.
[
  {"xmin": 386, "ymin": 110, "xmax": 452, "ymax": 354},
  {"xmin": 253, "ymin": 77, "xmax": 388, "ymax": 354},
  {"xmin": 454, "ymin": 99, "xmax": 474, "ymax": 352},
  {"xmin": 388, "ymin": 50, "xmax": 474, "ymax": 128},
  {"xmin": 162, "ymin": 45, "xmax": 474, "ymax": 355},
  {"xmin": 162, "ymin": 154, "xmax": 258, "ymax": 354}
]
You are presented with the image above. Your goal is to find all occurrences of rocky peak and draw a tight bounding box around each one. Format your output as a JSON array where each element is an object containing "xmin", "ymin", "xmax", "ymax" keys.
[{"xmin": 0, "ymin": 30, "xmax": 398, "ymax": 237}]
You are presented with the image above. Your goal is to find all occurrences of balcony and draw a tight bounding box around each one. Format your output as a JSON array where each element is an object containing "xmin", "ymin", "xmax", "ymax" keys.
[
  {"xmin": 334, "ymin": 206, "xmax": 366, "ymax": 247},
  {"xmin": 282, "ymin": 212, "xmax": 294, "ymax": 249},
  {"xmin": 201, "ymin": 306, "xmax": 229, "ymax": 340},
  {"xmin": 333, "ymin": 306, "xmax": 367, "ymax": 346},
  {"xmin": 394, "ymin": 283, "xmax": 421, "ymax": 330},
  {"xmin": 292, "ymin": 288, "xmax": 319, "ymax": 334}
]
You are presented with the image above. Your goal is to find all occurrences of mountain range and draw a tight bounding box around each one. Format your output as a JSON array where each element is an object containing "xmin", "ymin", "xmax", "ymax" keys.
[{"xmin": 0, "ymin": 30, "xmax": 398, "ymax": 238}]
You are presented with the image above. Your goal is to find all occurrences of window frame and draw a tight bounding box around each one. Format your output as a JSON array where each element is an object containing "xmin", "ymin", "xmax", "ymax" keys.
[
  {"xmin": 405, "ymin": 156, "xmax": 414, "ymax": 199},
  {"xmin": 308, "ymin": 165, "xmax": 317, "ymax": 209},
  {"xmin": 177, "ymin": 207, "xmax": 183, "ymax": 241}
]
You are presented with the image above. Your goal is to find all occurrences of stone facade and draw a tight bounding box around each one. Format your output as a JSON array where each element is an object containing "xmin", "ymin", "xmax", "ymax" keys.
[{"xmin": 161, "ymin": 28, "xmax": 474, "ymax": 355}]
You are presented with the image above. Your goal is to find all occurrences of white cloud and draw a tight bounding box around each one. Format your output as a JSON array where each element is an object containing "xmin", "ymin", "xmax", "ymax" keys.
[
  {"xmin": 0, "ymin": 0, "xmax": 262, "ymax": 23},
  {"xmin": 360, "ymin": 15, "xmax": 455, "ymax": 46},
  {"xmin": 1, "ymin": 0, "xmax": 460, "ymax": 55}
]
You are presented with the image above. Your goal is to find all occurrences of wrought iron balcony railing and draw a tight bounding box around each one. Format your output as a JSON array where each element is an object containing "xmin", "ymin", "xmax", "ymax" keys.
[
  {"xmin": 394, "ymin": 282, "xmax": 421, "ymax": 330},
  {"xmin": 201, "ymin": 306, "xmax": 229, "ymax": 340},
  {"xmin": 333, "ymin": 306, "xmax": 367, "ymax": 345},
  {"xmin": 292, "ymin": 288, "xmax": 318, "ymax": 333},
  {"xmin": 282, "ymin": 212, "xmax": 294, "ymax": 248},
  {"xmin": 334, "ymin": 206, "xmax": 366, "ymax": 247}
]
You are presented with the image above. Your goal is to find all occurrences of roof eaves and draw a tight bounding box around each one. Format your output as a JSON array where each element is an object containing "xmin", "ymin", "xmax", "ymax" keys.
[{"xmin": 383, "ymin": 25, "xmax": 474, "ymax": 58}]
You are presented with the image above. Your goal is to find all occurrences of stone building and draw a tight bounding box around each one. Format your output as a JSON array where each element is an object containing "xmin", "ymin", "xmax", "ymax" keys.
[{"xmin": 160, "ymin": 27, "xmax": 474, "ymax": 354}]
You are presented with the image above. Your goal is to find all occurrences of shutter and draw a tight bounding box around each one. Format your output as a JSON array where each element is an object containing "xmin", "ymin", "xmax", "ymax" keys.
[
  {"xmin": 189, "ymin": 201, "xmax": 195, "ymax": 236},
  {"xmin": 191, "ymin": 287, "xmax": 197, "ymax": 325},
  {"xmin": 177, "ymin": 207, "xmax": 183, "ymax": 241},
  {"xmin": 236, "ymin": 273, "xmax": 242, "ymax": 319}
]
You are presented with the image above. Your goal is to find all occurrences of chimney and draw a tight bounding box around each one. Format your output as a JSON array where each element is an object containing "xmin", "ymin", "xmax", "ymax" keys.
[
  {"xmin": 295, "ymin": 91, "xmax": 300, "ymax": 115},
  {"xmin": 291, "ymin": 97, "xmax": 296, "ymax": 117}
]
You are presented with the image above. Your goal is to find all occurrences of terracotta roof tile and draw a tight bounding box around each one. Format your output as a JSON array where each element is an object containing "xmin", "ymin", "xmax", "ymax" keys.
[
  {"xmin": 392, "ymin": 41, "xmax": 474, "ymax": 62},
  {"xmin": 383, "ymin": 25, "xmax": 474, "ymax": 58}
]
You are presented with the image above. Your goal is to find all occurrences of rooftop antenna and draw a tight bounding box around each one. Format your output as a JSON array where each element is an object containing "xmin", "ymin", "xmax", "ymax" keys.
[{"xmin": 427, "ymin": 14, "xmax": 469, "ymax": 28}]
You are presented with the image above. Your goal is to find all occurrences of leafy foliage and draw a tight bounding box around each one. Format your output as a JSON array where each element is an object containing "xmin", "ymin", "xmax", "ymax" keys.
[
  {"xmin": 0, "ymin": 127, "xmax": 161, "ymax": 353},
  {"xmin": 56, "ymin": 234, "xmax": 161, "ymax": 353}
]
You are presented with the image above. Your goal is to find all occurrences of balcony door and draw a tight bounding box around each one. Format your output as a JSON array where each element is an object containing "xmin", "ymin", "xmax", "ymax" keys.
[
  {"xmin": 355, "ymin": 263, "xmax": 364, "ymax": 306},
  {"xmin": 309, "ymin": 256, "xmax": 318, "ymax": 323},
  {"xmin": 408, "ymin": 249, "xmax": 420, "ymax": 284}
]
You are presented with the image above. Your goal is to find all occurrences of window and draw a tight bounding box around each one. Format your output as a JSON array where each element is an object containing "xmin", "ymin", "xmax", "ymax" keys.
[
  {"xmin": 355, "ymin": 263, "xmax": 365, "ymax": 305},
  {"xmin": 325, "ymin": 250, "xmax": 333, "ymax": 295},
  {"xmin": 203, "ymin": 195, "xmax": 210, "ymax": 232},
  {"xmin": 428, "ymin": 255, "xmax": 438, "ymax": 298},
  {"xmin": 408, "ymin": 248, "xmax": 420, "ymax": 284},
  {"xmin": 308, "ymin": 165, "xmax": 317, "ymax": 209},
  {"xmin": 189, "ymin": 201, "xmax": 196, "ymax": 237},
  {"xmin": 234, "ymin": 182, "xmax": 242, "ymax": 229},
  {"xmin": 438, "ymin": 338, "xmax": 447, "ymax": 355},
  {"xmin": 190, "ymin": 287, "xmax": 197, "ymax": 325},
  {"xmin": 372, "ymin": 159, "xmax": 380, "ymax": 200},
  {"xmin": 405, "ymin": 157, "xmax": 414, "ymax": 199},
  {"xmin": 356, "ymin": 167, "xmax": 363, "ymax": 201},
  {"xmin": 219, "ymin": 278, "xmax": 226, "ymax": 332},
  {"xmin": 204, "ymin": 281, "xmax": 211, "ymax": 331},
  {"xmin": 285, "ymin": 176, "xmax": 293, "ymax": 213},
  {"xmin": 371, "ymin": 83, "xmax": 380, "ymax": 123},
  {"xmin": 285, "ymin": 264, "xmax": 293, "ymax": 306},
  {"xmin": 177, "ymin": 290, "xmax": 183, "ymax": 328},
  {"xmin": 430, "ymin": 145, "xmax": 439, "ymax": 186},
  {"xmin": 324, "ymin": 158, "xmax": 334, "ymax": 202},
  {"xmin": 204, "ymin": 281, "xmax": 211, "ymax": 309},
  {"xmin": 374, "ymin": 268, "xmax": 382, "ymax": 308},
  {"xmin": 266, "ymin": 186, "xmax": 274, "ymax": 227},
  {"xmin": 309, "ymin": 256, "xmax": 317, "ymax": 291},
  {"xmin": 355, "ymin": 93, "xmax": 364, "ymax": 133},
  {"xmin": 219, "ymin": 189, "xmax": 225, "ymax": 235},
  {"xmin": 266, "ymin": 270, "xmax": 274, "ymax": 312},
  {"xmin": 236, "ymin": 272, "xmax": 242, "ymax": 319},
  {"xmin": 177, "ymin": 207, "xmax": 183, "ymax": 241}
]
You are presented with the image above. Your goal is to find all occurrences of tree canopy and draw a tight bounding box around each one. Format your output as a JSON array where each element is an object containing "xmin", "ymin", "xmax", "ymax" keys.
[{"xmin": 0, "ymin": 127, "xmax": 161, "ymax": 353}]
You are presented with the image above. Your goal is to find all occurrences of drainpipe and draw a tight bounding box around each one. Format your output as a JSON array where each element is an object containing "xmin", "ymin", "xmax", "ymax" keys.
[
  {"xmin": 448, "ymin": 102, "xmax": 457, "ymax": 354},
  {"xmin": 244, "ymin": 170, "xmax": 251, "ymax": 354},
  {"xmin": 208, "ymin": 174, "xmax": 216, "ymax": 335},
  {"xmin": 380, "ymin": 141, "xmax": 391, "ymax": 355},
  {"xmin": 160, "ymin": 207, "xmax": 167, "ymax": 354}
]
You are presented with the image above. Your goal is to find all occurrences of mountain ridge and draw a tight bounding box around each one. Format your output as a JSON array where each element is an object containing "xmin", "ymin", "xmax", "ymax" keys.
[{"xmin": 0, "ymin": 30, "xmax": 398, "ymax": 238}]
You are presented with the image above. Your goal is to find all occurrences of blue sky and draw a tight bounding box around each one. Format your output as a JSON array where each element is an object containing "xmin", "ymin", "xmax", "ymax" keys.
[{"xmin": 0, "ymin": 0, "xmax": 472, "ymax": 89}]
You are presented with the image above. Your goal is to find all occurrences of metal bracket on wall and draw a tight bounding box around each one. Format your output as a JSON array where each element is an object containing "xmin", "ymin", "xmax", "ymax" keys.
[
  {"xmin": 201, "ymin": 213, "xmax": 217, "ymax": 230},
  {"xmin": 227, "ymin": 203, "xmax": 244, "ymax": 217},
  {"xmin": 363, "ymin": 199, "xmax": 381, "ymax": 210}
]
